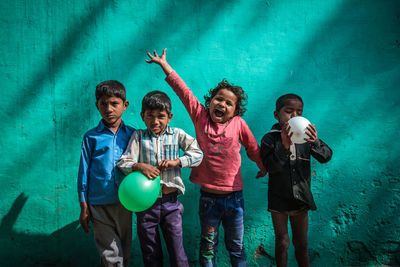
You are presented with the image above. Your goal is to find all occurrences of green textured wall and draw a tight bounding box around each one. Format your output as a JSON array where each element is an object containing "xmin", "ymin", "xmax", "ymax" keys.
[{"xmin": 1, "ymin": 0, "xmax": 399, "ymax": 266}]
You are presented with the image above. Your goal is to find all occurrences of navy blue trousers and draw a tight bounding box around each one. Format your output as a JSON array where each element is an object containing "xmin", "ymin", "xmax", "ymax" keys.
[{"xmin": 136, "ymin": 192, "xmax": 188, "ymax": 267}]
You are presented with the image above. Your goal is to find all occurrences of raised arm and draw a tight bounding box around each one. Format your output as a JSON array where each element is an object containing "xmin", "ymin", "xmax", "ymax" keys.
[{"xmin": 146, "ymin": 48, "xmax": 205, "ymax": 122}]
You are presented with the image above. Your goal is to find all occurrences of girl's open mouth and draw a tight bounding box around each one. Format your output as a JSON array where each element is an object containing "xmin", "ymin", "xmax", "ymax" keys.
[{"xmin": 214, "ymin": 110, "xmax": 224, "ymax": 118}]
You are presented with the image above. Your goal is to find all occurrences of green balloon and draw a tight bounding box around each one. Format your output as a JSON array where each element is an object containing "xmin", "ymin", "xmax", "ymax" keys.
[{"xmin": 118, "ymin": 171, "xmax": 161, "ymax": 212}]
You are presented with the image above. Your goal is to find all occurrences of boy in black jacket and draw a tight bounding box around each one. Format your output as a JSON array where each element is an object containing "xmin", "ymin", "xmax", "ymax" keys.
[{"xmin": 261, "ymin": 93, "xmax": 332, "ymax": 267}]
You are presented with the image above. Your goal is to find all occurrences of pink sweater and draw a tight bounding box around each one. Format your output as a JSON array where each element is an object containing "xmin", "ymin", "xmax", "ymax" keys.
[{"xmin": 166, "ymin": 71, "xmax": 266, "ymax": 191}]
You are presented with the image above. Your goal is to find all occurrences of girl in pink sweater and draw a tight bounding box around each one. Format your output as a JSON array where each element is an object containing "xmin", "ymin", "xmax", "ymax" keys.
[{"xmin": 147, "ymin": 49, "xmax": 266, "ymax": 267}]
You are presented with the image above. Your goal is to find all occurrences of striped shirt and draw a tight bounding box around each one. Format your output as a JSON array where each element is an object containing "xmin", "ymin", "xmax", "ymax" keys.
[{"xmin": 117, "ymin": 125, "xmax": 203, "ymax": 194}]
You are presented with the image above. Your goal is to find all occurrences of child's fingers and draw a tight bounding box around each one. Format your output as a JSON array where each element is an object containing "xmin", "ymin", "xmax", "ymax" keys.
[
  {"xmin": 153, "ymin": 50, "xmax": 159, "ymax": 57},
  {"xmin": 162, "ymin": 48, "xmax": 167, "ymax": 56},
  {"xmin": 158, "ymin": 160, "xmax": 167, "ymax": 169},
  {"xmin": 306, "ymin": 125, "xmax": 315, "ymax": 134},
  {"xmin": 306, "ymin": 126, "xmax": 317, "ymax": 139},
  {"xmin": 146, "ymin": 52, "xmax": 154, "ymax": 63}
]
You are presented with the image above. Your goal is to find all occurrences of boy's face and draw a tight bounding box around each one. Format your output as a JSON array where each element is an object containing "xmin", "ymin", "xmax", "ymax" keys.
[
  {"xmin": 209, "ymin": 88, "xmax": 237, "ymax": 124},
  {"xmin": 274, "ymin": 99, "xmax": 303, "ymax": 125},
  {"xmin": 141, "ymin": 109, "xmax": 172, "ymax": 136},
  {"xmin": 96, "ymin": 95, "xmax": 128, "ymax": 128}
]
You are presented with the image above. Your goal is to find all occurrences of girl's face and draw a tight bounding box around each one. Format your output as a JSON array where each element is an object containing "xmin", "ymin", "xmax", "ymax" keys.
[
  {"xmin": 209, "ymin": 88, "xmax": 237, "ymax": 124},
  {"xmin": 274, "ymin": 99, "xmax": 303, "ymax": 125}
]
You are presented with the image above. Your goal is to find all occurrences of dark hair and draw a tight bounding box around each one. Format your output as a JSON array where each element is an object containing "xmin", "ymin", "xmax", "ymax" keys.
[
  {"xmin": 95, "ymin": 80, "xmax": 126, "ymax": 102},
  {"xmin": 275, "ymin": 93, "xmax": 303, "ymax": 111},
  {"xmin": 204, "ymin": 79, "xmax": 248, "ymax": 116},
  {"xmin": 142, "ymin": 91, "xmax": 172, "ymax": 114}
]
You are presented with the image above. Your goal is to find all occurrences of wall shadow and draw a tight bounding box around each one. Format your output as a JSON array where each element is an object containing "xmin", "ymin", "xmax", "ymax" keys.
[{"xmin": 0, "ymin": 193, "xmax": 147, "ymax": 266}]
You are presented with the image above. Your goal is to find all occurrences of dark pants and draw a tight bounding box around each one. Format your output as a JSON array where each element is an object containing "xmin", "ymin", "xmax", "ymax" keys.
[
  {"xmin": 136, "ymin": 192, "xmax": 188, "ymax": 267},
  {"xmin": 199, "ymin": 190, "xmax": 246, "ymax": 267}
]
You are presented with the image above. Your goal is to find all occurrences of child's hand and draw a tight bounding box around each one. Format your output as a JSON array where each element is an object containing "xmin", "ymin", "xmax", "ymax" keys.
[
  {"xmin": 256, "ymin": 169, "xmax": 267, "ymax": 179},
  {"xmin": 79, "ymin": 202, "xmax": 90, "ymax": 233},
  {"xmin": 158, "ymin": 159, "xmax": 181, "ymax": 171},
  {"xmin": 134, "ymin": 163, "xmax": 160, "ymax": 179},
  {"xmin": 146, "ymin": 48, "xmax": 173, "ymax": 75},
  {"xmin": 305, "ymin": 124, "xmax": 318, "ymax": 143},
  {"xmin": 281, "ymin": 122, "xmax": 292, "ymax": 149}
]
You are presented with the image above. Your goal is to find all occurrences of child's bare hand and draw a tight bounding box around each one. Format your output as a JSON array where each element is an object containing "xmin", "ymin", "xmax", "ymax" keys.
[
  {"xmin": 79, "ymin": 202, "xmax": 90, "ymax": 233},
  {"xmin": 158, "ymin": 159, "xmax": 181, "ymax": 171},
  {"xmin": 281, "ymin": 122, "xmax": 292, "ymax": 149},
  {"xmin": 134, "ymin": 163, "xmax": 160, "ymax": 179},
  {"xmin": 305, "ymin": 124, "xmax": 318, "ymax": 143},
  {"xmin": 256, "ymin": 170, "xmax": 267, "ymax": 179},
  {"xmin": 146, "ymin": 48, "xmax": 173, "ymax": 75},
  {"xmin": 146, "ymin": 48, "xmax": 167, "ymax": 65}
]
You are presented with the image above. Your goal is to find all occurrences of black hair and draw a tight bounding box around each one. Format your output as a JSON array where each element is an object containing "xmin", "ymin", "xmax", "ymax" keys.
[
  {"xmin": 142, "ymin": 91, "xmax": 172, "ymax": 114},
  {"xmin": 95, "ymin": 80, "xmax": 126, "ymax": 102},
  {"xmin": 275, "ymin": 93, "xmax": 303, "ymax": 111},
  {"xmin": 204, "ymin": 79, "xmax": 248, "ymax": 116}
]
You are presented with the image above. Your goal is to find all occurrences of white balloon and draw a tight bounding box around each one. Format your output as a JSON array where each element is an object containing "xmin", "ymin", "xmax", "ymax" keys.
[{"xmin": 288, "ymin": 116, "xmax": 311, "ymax": 144}]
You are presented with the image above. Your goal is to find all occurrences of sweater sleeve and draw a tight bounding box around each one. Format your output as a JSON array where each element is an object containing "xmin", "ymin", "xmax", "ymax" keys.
[
  {"xmin": 260, "ymin": 133, "xmax": 291, "ymax": 174},
  {"xmin": 239, "ymin": 118, "xmax": 266, "ymax": 173},
  {"xmin": 165, "ymin": 71, "xmax": 205, "ymax": 123}
]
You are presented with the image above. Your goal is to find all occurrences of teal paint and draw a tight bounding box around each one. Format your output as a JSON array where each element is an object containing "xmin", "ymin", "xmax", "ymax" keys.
[{"xmin": 1, "ymin": 0, "xmax": 399, "ymax": 265}]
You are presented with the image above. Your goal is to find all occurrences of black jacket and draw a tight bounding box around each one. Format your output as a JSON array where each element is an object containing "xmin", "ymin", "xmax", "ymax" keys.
[{"xmin": 261, "ymin": 123, "xmax": 332, "ymax": 211}]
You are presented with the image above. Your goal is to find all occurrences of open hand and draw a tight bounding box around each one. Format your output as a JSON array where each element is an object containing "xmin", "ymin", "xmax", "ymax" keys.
[
  {"xmin": 305, "ymin": 124, "xmax": 318, "ymax": 143},
  {"xmin": 146, "ymin": 48, "xmax": 167, "ymax": 65},
  {"xmin": 146, "ymin": 48, "xmax": 173, "ymax": 75}
]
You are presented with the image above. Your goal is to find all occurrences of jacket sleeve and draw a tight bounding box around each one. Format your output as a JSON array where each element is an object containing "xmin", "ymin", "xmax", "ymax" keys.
[
  {"xmin": 165, "ymin": 71, "xmax": 205, "ymax": 123},
  {"xmin": 77, "ymin": 134, "xmax": 92, "ymax": 203},
  {"xmin": 310, "ymin": 138, "xmax": 332, "ymax": 163},
  {"xmin": 239, "ymin": 119, "xmax": 266, "ymax": 173},
  {"xmin": 117, "ymin": 131, "xmax": 140, "ymax": 175},
  {"xmin": 177, "ymin": 129, "xmax": 203, "ymax": 168},
  {"xmin": 260, "ymin": 133, "xmax": 291, "ymax": 174}
]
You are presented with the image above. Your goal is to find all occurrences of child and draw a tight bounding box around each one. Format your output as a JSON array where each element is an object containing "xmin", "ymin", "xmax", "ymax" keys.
[
  {"xmin": 117, "ymin": 90, "xmax": 203, "ymax": 267},
  {"xmin": 146, "ymin": 48, "xmax": 266, "ymax": 267},
  {"xmin": 77, "ymin": 80, "xmax": 135, "ymax": 266},
  {"xmin": 260, "ymin": 94, "xmax": 332, "ymax": 267}
]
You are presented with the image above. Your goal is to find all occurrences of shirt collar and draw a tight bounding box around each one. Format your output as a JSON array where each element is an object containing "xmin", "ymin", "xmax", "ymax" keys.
[
  {"xmin": 96, "ymin": 119, "xmax": 127, "ymax": 134},
  {"xmin": 270, "ymin": 123, "xmax": 282, "ymax": 133}
]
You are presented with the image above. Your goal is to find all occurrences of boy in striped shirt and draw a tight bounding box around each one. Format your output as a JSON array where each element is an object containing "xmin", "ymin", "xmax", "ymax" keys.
[{"xmin": 117, "ymin": 90, "xmax": 203, "ymax": 267}]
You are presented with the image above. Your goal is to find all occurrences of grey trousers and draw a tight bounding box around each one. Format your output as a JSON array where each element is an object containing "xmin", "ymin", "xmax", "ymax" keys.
[{"xmin": 89, "ymin": 202, "xmax": 132, "ymax": 267}]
